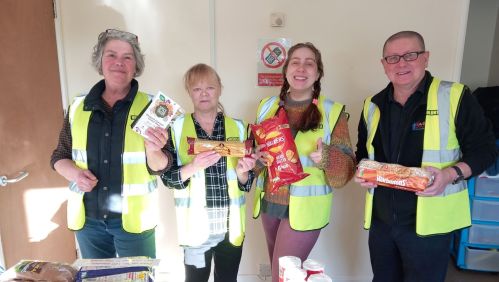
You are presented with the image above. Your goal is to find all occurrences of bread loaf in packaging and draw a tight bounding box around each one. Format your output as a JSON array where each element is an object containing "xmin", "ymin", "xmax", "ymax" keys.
[{"xmin": 356, "ymin": 159, "xmax": 433, "ymax": 192}]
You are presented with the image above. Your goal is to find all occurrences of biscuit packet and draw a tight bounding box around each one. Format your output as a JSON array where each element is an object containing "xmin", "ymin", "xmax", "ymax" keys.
[
  {"xmin": 356, "ymin": 159, "xmax": 434, "ymax": 192},
  {"xmin": 131, "ymin": 91, "xmax": 184, "ymax": 140},
  {"xmin": 251, "ymin": 108, "xmax": 309, "ymax": 193},
  {"xmin": 187, "ymin": 137, "xmax": 253, "ymax": 157}
]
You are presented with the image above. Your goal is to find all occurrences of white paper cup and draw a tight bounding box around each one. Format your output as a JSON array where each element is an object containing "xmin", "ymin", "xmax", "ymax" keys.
[
  {"xmin": 278, "ymin": 256, "xmax": 302, "ymax": 282},
  {"xmin": 283, "ymin": 266, "xmax": 307, "ymax": 281},
  {"xmin": 302, "ymin": 258, "xmax": 325, "ymax": 279},
  {"xmin": 308, "ymin": 273, "xmax": 333, "ymax": 282}
]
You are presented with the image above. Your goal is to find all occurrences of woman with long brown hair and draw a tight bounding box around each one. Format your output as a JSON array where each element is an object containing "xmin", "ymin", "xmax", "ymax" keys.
[{"xmin": 253, "ymin": 42, "xmax": 355, "ymax": 281}]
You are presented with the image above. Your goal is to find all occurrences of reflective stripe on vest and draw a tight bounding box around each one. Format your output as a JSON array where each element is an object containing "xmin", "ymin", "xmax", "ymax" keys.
[
  {"xmin": 362, "ymin": 78, "xmax": 471, "ymax": 235},
  {"xmin": 67, "ymin": 92, "xmax": 158, "ymax": 233},
  {"xmin": 253, "ymin": 95, "xmax": 343, "ymax": 231},
  {"xmin": 170, "ymin": 114, "xmax": 247, "ymax": 246}
]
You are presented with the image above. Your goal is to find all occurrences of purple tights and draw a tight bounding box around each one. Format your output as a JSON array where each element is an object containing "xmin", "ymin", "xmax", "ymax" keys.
[{"xmin": 261, "ymin": 213, "xmax": 321, "ymax": 282}]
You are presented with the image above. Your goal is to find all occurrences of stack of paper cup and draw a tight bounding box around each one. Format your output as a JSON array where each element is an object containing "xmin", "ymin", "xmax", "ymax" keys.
[
  {"xmin": 302, "ymin": 259, "xmax": 325, "ymax": 279},
  {"xmin": 308, "ymin": 273, "xmax": 333, "ymax": 282},
  {"xmin": 279, "ymin": 256, "xmax": 302, "ymax": 282},
  {"xmin": 283, "ymin": 266, "xmax": 307, "ymax": 281}
]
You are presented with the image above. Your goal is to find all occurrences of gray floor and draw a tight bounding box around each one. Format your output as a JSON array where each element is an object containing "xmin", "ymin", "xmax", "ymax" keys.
[{"xmin": 446, "ymin": 259, "xmax": 499, "ymax": 282}]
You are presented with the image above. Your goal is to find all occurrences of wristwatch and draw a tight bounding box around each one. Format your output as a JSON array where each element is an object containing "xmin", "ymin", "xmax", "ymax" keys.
[{"xmin": 451, "ymin": 165, "xmax": 464, "ymax": 185}]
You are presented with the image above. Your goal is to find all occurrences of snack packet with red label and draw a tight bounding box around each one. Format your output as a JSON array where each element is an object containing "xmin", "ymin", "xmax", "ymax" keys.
[
  {"xmin": 251, "ymin": 108, "xmax": 309, "ymax": 193},
  {"xmin": 356, "ymin": 159, "xmax": 434, "ymax": 192},
  {"xmin": 187, "ymin": 137, "xmax": 253, "ymax": 157}
]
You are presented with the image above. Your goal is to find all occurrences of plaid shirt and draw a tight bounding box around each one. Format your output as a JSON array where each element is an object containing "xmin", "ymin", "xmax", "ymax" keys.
[{"xmin": 161, "ymin": 112, "xmax": 254, "ymax": 234}]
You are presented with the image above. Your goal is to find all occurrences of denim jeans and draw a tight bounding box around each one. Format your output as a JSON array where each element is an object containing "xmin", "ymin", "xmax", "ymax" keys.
[
  {"xmin": 75, "ymin": 217, "xmax": 156, "ymax": 259},
  {"xmin": 368, "ymin": 218, "xmax": 451, "ymax": 282}
]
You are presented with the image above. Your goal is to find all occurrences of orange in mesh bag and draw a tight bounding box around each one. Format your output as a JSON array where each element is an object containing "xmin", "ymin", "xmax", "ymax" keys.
[{"xmin": 251, "ymin": 108, "xmax": 309, "ymax": 194}]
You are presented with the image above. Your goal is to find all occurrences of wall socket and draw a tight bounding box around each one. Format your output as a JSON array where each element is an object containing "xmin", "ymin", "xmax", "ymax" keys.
[{"xmin": 258, "ymin": 263, "xmax": 271, "ymax": 280}]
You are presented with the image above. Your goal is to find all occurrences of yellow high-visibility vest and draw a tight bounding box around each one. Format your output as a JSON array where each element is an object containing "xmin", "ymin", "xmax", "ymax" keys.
[
  {"xmin": 67, "ymin": 91, "xmax": 158, "ymax": 233},
  {"xmin": 362, "ymin": 78, "xmax": 470, "ymax": 235},
  {"xmin": 253, "ymin": 95, "xmax": 344, "ymax": 231},
  {"xmin": 170, "ymin": 114, "xmax": 248, "ymax": 246}
]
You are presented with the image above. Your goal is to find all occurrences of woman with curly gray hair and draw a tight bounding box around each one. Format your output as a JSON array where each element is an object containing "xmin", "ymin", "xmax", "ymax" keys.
[{"xmin": 51, "ymin": 29, "xmax": 171, "ymax": 258}]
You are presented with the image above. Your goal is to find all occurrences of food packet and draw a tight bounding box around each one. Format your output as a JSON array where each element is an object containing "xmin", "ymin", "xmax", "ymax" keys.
[
  {"xmin": 356, "ymin": 159, "xmax": 434, "ymax": 192},
  {"xmin": 131, "ymin": 91, "xmax": 184, "ymax": 140},
  {"xmin": 0, "ymin": 260, "xmax": 77, "ymax": 282},
  {"xmin": 187, "ymin": 137, "xmax": 253, "ymax": 157},
  {"xmin": 72, "ymin": 257, "xmax": 159, "ymax": 282},
  {"xmin": 251, "ymin": 108, "xmax": 309, "ymax": 193}
]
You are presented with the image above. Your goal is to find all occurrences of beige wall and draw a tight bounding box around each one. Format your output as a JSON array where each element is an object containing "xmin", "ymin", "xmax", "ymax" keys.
[{"xmin": 57, "ymin": 0, "xmax": 469, "ymax": 280}]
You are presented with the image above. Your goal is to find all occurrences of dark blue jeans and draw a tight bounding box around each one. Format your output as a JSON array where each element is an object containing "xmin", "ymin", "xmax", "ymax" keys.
[
  {"xmin": 184, "ymin": 235, "xmax": 243, "ymax": 282},
  {"xmin": 369, "ymin": 218, "xmax": 451, "ymax": 282},
  {"xmin": 75, "ymin": 217, "xmax": 156, "ymax": 259}
]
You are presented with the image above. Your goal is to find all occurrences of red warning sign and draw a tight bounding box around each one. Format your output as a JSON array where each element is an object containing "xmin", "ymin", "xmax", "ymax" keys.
[
  {"xmin": 257, "ymin": 39, "xmax": 290, "ymax": 86},
  {"xmin": 260, "ymin": 42, "xmax": 287, "ymax": 69}
]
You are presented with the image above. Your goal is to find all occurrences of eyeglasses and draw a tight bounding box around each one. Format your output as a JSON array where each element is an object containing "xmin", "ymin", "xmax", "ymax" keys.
[
  {"xmin": 104, "ymin": 29, "xmax": 138, "ymax": 42},
  {"xmin": 383, "ymin": 51, "xmax": 425, "ymax": 64}
]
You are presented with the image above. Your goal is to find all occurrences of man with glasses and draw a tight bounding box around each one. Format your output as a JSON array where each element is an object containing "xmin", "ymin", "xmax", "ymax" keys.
[{"xmin": 354, "ymin": 31, "xmax": 497, "ymax": 281}]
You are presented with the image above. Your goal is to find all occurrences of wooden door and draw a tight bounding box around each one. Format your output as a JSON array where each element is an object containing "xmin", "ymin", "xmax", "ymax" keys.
[{"xmin": 0, "ymin": 0, "xmax": 76, "ymax": 267}]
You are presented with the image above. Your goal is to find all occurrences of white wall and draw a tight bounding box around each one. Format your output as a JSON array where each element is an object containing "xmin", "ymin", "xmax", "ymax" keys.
[
  {"xmin": 57, "ymin": 0, "xmax": 469, "ymax": 280},
  {"xmin": 461, "ymin": 0, "xmax": 499, "ymax": 90}
]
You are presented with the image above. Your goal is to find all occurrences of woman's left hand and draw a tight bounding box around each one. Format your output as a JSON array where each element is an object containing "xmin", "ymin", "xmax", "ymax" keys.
[
  {"xmin": 309, "ymin": 137, "xmax": 323, "ymax": 164},
  {"xmin": 144, "ymin": 127, "xmax": 168, "ymax": 152},
  {"xmin": 236, "ymin": 154, "xmax": 257, "ymax": 174}
]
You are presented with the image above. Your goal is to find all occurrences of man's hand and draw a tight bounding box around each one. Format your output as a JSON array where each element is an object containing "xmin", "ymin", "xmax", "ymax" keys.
[
  {"xmin": 354, "ymin": 176, "xmax": 377, "ymax": 189},
  {"xmin": 417, "ymin": 166, "xmax": 453, "ymax": 196}
]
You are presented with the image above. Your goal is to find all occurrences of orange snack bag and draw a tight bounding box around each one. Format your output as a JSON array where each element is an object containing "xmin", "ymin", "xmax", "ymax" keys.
[
  {"xmin": 251, "ymin": 108, "xmax": 309, "ymax": 193},
  {"xmin": 356, "ymin": 159, "xmax": 434, "ymax": 192}
]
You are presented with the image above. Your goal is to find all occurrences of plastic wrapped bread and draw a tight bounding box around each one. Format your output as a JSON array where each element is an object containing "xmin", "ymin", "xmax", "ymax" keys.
[
  {"xmin": 356, "ymin": 159, "xmax": 433, "ymax": 192},
  {"xmin": 187, "ymin": 137, "xmax": 252, "ymax": 157}
]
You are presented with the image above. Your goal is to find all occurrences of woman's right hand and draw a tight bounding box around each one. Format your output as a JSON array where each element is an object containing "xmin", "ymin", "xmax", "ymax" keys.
[
  {"xmin": 54, "ymin": 159, "xmax": 98, "ymax": 192},
  {"xmin": 190, "ymin": 151, "xmax": 222, "ymax": 171},
  {"xmin": 75, "ymin": 169, "xmax": 98, "ymax": 192},
  {"xmin": 180, "ymin": 151, "xmax": 221, "ymax": 182}
]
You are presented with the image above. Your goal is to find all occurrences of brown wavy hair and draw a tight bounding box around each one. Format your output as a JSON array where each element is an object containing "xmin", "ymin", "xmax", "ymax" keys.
[{"xmin": 279, "ymin": 42, "xmax": 324, "ymax": 132}]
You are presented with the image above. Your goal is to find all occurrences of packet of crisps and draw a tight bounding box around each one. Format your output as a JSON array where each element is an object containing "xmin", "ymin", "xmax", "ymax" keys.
[{"xmin": 251, "ymin": 108, "xmax": 309, "ymax": 193}]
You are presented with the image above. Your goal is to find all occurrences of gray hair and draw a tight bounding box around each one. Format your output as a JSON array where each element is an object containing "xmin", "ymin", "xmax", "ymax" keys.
[
  {"xmin": 91, "ymin": 29, "xmax": 145, "ymax": 77},
  {"xmin": 382, "ymin": 30, "xmax": 425, "ymax": 56}
]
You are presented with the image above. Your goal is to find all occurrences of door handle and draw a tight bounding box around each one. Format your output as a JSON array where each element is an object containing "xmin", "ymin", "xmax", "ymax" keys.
[{"xmin": 0, "ymin": 171, "xmax": 29, "ymax": 187}]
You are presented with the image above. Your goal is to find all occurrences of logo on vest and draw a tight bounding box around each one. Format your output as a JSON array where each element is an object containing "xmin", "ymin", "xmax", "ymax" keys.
[
  {"xmin": 426, "ymin": 110, "xmax": 438, "ymax": 116},
  {"xmin": 412, "ymin": 121, "xmax": 425, "ymax": 131}
]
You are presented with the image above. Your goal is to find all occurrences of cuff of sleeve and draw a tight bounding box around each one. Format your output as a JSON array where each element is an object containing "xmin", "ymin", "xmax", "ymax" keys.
[
  {"xmin": 147, "ymin": 152, "xmax": 174, "ymax": 175},
  {"xmin": 169, "ymin": 168, "xmax": 190, "ymax": 189},
  {"xmin": 238, "ymin": 169, "xmax": 255, "ymax": 191}
]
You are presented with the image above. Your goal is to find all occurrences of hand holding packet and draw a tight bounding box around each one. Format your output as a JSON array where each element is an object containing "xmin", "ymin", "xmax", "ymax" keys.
[
  {"xmin": 251, "ymin": 108, "xmax": 309, "ymax": 194},
  {"xmin": 131, "ymin": 91, "xmax": 184, "ymax": 140}
]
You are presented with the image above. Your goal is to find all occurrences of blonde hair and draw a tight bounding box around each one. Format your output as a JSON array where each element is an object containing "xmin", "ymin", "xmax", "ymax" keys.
[{"xmin": 184, "ymin": 63, "xmax": 224, "ymax": 113}]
